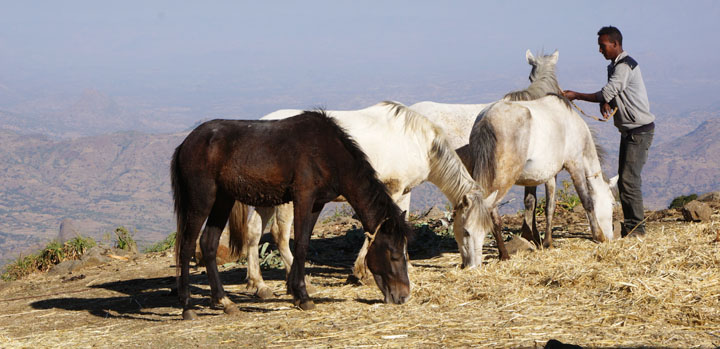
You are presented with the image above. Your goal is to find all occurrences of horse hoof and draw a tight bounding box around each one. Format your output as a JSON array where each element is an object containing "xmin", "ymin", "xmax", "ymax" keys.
[
  {"xmin": 182, "ymin": 309, "xmax": 198, "ymax": 320},
  {"xmin": 256, "ymin": 287, "xmax": 274, "ymax": 299},
  {"xmin": 224, "ymin": 304, "xmax": 240, "ymax": 315},
  {"xmin": 298, "ymin": 300, "xmax": 316, "ymax": 311}
]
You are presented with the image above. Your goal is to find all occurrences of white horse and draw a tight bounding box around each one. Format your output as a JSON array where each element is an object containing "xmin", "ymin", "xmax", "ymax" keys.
[
  {"xmin": 229, "ymin": 101, "xmax": 496, "ymax": 298},
  {"xmin": 411, "ymin": 51, "xmax": 617, "ymax": 253}
]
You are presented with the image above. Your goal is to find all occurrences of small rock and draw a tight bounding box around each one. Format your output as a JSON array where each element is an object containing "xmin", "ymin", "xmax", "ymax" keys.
[
  {"xmin": 81, "ymin": 246, "xmax": 111, "ymax": 267},
  {"xmin": 698, "ymin": 191, "xmax": 720, "ymax": 203},
  {"xmin": 505, "ymin": 236, "xmax": 536, "ymax": 255},
  {"xmin": 49, "ymin": 260, "xmax": 82, "ymax": 276},
  {"xmin": 682, "ymin": 200, "xmax": 712, "ymax": 222}
]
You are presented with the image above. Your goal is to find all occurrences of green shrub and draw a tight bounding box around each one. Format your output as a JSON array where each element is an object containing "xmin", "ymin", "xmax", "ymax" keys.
[
  {"xmin": 258, "ymin": 242, "xmax": 284, "ymax": 270},
  {"xmin": 1, "ymin": 235, "xmax": 97, "ymax": 281},
  {"xmin": 668, "ymin": 194, "xmax": 698, "ymax": 209},
  {"xmin": 557, "ymin": 180, "xmax": 581, "ymax": 211},
  {"xmin": 113, "ymin": 226, "xmax": 137, "ymax": 251},
  {"xmin": 144, "ymin": 232, "xmax": 177, "ymax": 253}
]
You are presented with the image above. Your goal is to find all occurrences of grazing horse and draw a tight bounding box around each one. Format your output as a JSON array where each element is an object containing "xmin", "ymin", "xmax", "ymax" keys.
[
  {"xmin": 171, "ymin": 111, "xmax": 413, "ymax": 320},
  {"xmin": 230, "ymin": 101, "xmax": 496, "ymax": 298},
  {"xmin": 411, "ymin": 50, "xmax": 614, "ymax": 251},
  {"xmin": 467, "ymin": 92, "xmax": 616, "ymax": 260}
]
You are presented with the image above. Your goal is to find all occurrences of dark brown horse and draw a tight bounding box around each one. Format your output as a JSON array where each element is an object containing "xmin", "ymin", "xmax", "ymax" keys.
[{"xmin": 171, "ymin": 111, "xmax": 413, "ymax": 320}]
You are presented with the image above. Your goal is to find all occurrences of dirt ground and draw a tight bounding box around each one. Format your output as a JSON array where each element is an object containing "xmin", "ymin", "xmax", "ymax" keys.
[{"xmin": 1, "ymin": 205, "xmax": 719, "ymax": 348}]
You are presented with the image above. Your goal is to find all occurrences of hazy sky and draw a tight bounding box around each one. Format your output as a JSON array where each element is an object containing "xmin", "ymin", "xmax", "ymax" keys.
[{"xmin": 1, "ymin": 1, "xmax": 719, "ymax": 118}]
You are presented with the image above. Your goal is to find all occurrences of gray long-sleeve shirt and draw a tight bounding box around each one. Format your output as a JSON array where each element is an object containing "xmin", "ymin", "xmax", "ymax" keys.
[{"xmin": 594, "ymin": 51, "xmax": 655, "ymax": 133}]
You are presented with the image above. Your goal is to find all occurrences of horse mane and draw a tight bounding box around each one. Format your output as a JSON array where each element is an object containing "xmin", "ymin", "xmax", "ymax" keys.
[
  {"xmin": 308, "ymin": 109, "xmax": 414, "ymax": 242},
  {"xmin": 378, "ymin": 101, "xmax": 479, "ymax": 204}
]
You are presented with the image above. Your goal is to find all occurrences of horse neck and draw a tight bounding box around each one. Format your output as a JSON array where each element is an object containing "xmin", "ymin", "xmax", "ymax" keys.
[
  {"xmin": 339, "ymin": 165, "xmax": 400, "ymax": 234},
  {"xmin": 427, "ymin": 137, "xmax": 478, "ymax": 205},
  {"xmin": 504, "ymin": 68, "xmax": 561, "ymax": 101}
]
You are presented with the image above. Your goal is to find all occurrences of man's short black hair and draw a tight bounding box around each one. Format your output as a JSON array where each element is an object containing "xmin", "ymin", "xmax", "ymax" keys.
[{"xmin": 598, "ymin": 26, "xmax": 623, "ymax": 46}]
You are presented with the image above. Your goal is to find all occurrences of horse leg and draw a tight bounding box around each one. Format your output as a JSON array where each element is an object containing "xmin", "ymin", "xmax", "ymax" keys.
[
  {"xmin": 520, "ymin": 186, "xmax": 541, "ymax": 246},
  {"xmin": 245, "ymin": 207, "xmax": 275, "ymax": 299},
  {"xmin": 567, "ymin": 165, "xmax": 604, "ymax": 242},
  {"xmin": 287, "ymin": 195, "xmax": 322, "ymax": 310},
  {"xmin": 491, "ymin": 207, "xmax": 510, "ymax": 261},
  {"xmin": 542, "ymin": 177, "xmax": 557, "ymax": 249},
  {"xmin": 272, "ymin": 202, "xmax": 317, "ymax": 294},
  {"xmin": 178, "ymin": 212, "xmax": 208, "ymax": 320},
  {"xmin": 200, "ymin": 195, "xmax": 238, "ymax": 315}
]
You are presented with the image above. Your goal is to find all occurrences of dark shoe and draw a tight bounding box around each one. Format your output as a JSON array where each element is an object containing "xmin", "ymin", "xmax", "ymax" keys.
[{"xmin": 625, "ymin": 230, "xmax": 646, "ymax": 239}]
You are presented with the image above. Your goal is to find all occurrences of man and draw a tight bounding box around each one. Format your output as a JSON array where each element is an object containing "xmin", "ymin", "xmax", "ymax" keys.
[{"xmin": 564, "ymin": 26, "xmax": 655, "ymax": 238}]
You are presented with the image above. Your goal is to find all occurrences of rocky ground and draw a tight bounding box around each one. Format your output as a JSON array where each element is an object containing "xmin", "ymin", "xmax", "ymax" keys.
[{"xmin": 0, "ymin": 196, "xmax": 719, "ymax": 348}]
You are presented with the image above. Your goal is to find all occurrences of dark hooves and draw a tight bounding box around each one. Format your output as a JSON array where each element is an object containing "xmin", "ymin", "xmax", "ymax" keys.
[{"xmin": 182, "ymin": 309, "xmax": 198, "ymax": 320}]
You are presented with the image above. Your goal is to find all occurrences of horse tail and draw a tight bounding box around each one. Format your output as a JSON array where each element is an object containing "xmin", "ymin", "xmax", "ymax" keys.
[
  {"xmin": 170, "ymin": 143, "xmax": 186, "ymax": 273},
  {"xmin": 469, "ymin": 115, "xmax": 497, "ymax": 190},
  {"xmin": 228, "ymin": 201, "xmax": 249, "ymax": 257}
]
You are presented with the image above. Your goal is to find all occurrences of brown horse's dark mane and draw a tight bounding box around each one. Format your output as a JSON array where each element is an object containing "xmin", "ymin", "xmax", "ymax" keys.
[{"xmin": 310, "ymin": 110, "xmax": 414, "ymax": 243}]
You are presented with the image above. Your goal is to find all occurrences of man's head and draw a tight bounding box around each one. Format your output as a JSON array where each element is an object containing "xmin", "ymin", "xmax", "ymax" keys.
[{"xmin": 597, "ymin": 26, "xmax": 623, "ymax": 61}]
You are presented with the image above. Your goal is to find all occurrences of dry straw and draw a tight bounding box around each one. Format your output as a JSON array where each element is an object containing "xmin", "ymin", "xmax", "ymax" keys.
[{"xmin": 1, "ymin": 218, "xmax": 719, "ymax": 348}]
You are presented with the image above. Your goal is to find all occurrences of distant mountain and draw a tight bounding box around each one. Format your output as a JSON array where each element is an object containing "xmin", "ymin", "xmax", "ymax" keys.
[
  {"xmin": 0, "ymin": 128, "xmax": 186, "ymax": 265},
  {"xmin": 643, "ymin": 118, "xmax": 720, "ymax": 207}
]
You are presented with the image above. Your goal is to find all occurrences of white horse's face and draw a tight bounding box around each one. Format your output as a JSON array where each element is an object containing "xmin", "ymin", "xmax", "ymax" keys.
[
  {"xmin": 452, "ymin": 190, "xmax": 496, "ymax": 268},
  {"xmin": 590, "ymin": 176, "xmax": 616, "ymax": 241}
]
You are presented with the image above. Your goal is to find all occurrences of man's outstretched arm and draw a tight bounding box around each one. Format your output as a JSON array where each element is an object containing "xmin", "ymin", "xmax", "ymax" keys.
[{"xmin": 563, "ymin": 90, "xmax": 602, "ymax": 102}]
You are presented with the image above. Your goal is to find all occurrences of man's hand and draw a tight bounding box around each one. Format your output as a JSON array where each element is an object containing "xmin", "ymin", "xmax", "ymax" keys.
[
  {"xmin": 601, "ymin": 103, "xmax": 612, "ymax": 120},
  {"xmin": 562, "ymin": 90, "xmax": 577, "ymax": 100}
]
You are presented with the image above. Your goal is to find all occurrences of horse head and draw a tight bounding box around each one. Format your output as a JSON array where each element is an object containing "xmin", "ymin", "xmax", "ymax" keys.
[
  {"xmin": 526, "ymin": 49, "xmax": 559, "ymax": 83},
  {"xmin": 452, "ymin": 190, "xmax": 497, "ymax": 268},
  {"xmin": 588, "ymin": 173, "xmax": 617, "ymax": 241},
  {"xmin": 365, "ymin": 211, "xmax": 412, "ymax": 304}
]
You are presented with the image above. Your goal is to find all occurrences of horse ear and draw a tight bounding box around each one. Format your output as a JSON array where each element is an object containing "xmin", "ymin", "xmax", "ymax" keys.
[
  {"xmin": 483, "ymin": 190, "xmax": 499, "ymax": 207},
  {"xmin": 462, "ymin": 193, "xmax": 471, "ymax": 208},
  {"xmin": 550, "ymin": 50, "xmax": 559, "ymax": 64},
  {"xmin": 400, "ymin": 210, "xmax": 407, "ymax": 221},
  {"xmin": 525, "ymin": 49, "xmax": 535, "ymax": 64}
]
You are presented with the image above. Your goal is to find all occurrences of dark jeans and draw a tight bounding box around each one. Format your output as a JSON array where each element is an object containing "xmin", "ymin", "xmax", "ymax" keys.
[{"xmin": 618, "ymin": 131, "xmax": 653, "ymax": 235}]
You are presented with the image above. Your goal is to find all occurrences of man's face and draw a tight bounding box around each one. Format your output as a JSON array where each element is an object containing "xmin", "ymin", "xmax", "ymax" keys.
[{"xmin": 598, "ymin": 34, "xmax": 620, "ymax": 61}]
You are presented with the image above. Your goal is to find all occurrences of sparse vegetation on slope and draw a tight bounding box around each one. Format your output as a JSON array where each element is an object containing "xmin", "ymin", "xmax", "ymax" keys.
[{"xmin": 1, "ymin": 235, "xmax": 95, "ymax": 281}]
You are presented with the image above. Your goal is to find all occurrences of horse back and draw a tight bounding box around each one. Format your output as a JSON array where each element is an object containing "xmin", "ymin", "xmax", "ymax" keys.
[{"xmin": 177, "ymin": 113, "xmax": 350, "ymax": 207}]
